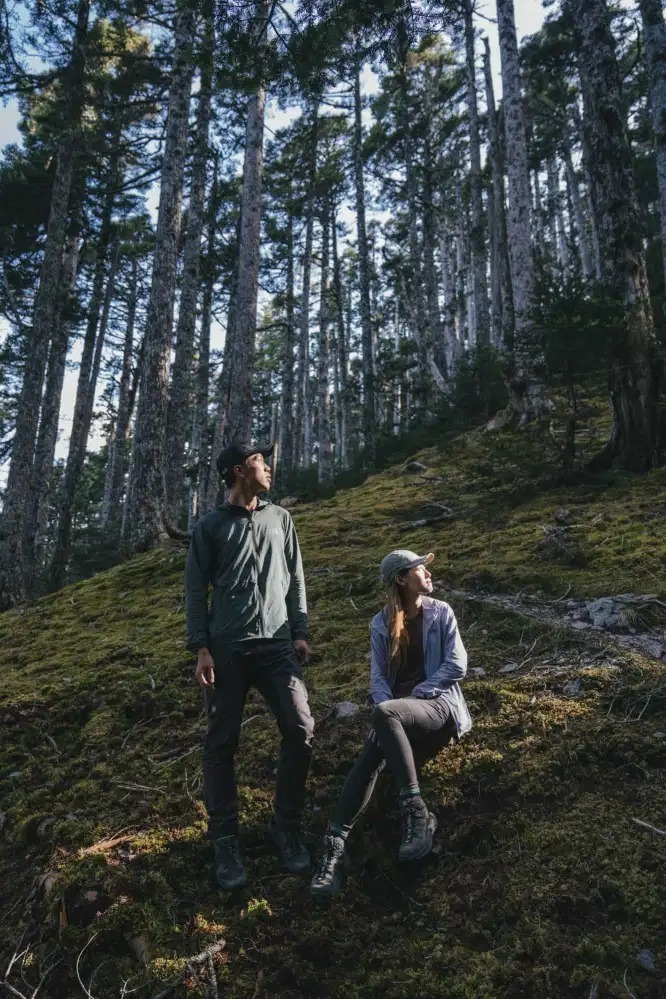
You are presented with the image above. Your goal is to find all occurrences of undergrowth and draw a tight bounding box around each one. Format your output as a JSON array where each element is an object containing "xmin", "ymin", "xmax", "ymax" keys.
[{"xmin": 1, "ymin": 412, "xmax": 665, "ymax": 998}]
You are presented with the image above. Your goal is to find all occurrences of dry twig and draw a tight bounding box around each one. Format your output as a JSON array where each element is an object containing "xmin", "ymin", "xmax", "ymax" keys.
[
  {"xmin": 632, "ymin": 817, "xmax": 666, "ymax": 836},
  {"xmin": 149, "ymin": 939, "xmax": 226, "ymax": 999}
]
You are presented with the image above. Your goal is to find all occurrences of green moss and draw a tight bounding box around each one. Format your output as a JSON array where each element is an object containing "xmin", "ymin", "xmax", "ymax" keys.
[{"xmin": 1, "ymin": 412, "xmax": 665, "ymax": 996}]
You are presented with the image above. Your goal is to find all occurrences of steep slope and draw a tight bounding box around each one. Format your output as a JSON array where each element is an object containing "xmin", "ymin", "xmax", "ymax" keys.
[{"xmin": 1, "ymin": 421, "xmax": 665, "ymax": 999}]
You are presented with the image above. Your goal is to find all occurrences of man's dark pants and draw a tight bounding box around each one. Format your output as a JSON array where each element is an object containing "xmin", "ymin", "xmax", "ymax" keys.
[{"xmin": 203, "ymin": 638, "xmax": 314, "ymax": 840}]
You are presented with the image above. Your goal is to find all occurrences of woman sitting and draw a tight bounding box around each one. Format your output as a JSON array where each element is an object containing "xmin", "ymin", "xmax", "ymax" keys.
[{"xmin": 310, "ymin": 548, "xmax": 472, "ymax": 899}]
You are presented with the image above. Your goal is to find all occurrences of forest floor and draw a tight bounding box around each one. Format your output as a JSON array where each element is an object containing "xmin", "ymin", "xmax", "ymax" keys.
[{"xmin": 1, "ymin": 400, "xmax": 666, "ymax": 999}]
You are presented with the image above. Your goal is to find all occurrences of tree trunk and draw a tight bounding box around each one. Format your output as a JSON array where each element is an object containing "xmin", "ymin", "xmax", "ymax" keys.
[
  {"xmin": 353, "ymin": 43, "xmax": 376, "ymax": 468},
  {"xmin": 331, "ymin": 199, "xmax": 349, "ymax": 470},
  {"xmin": 188, "ymin": 154, "xmax": 218, "ymax": 528},
  {"xmin": 0, "ymin": 0, "xmax": 90, "ymax": 608},
  {"xmin": 278, "ymin": 208, "xmax": 296, "ymax": 477},
  {"xmin": 225, "ymin": 1, "xmax": 268, "ymax": 446},
  {"xmin": 574, "ymin": 0, "xmax": 660, "ymax": 470},
  {"xmin": 125, "ymin": 0, "xmax": 196, "ymax": 551},
  {"xmin": 562, "ymin": 140, "xmax": 594, "ymax": 279},
  {"xmin": 639, "ymin": 0, "xmax": 666, "ymax": 300},
  {"xmin": 495, "ymin": 0, "xmax": 549, "ymax": 423},
  {"xmin": 547, "ymin": 156, "xmax": 570, "ymax": 275},
  {"xmin": 423, "ymin": 136, "xmax": 446, "ymax": 386},
  {"xmin": 165, "ymin": 0, "xmax": 214, "ymax": 522},
  {"xmin": 49, "ymin": 244, "xmax": 119, "ymax": 587},
  {"xmin": 439, "ymin": 214, "xmax": 462, "ymax": 373},
  {"xmin": 317, "ymin": 199, "xmax": 332, "ymax": 481},
  {"xmin": 24, "ymin": 229, "xmax": 80, "ymax": 594},
  {"xmin": 294, "ymin": 101, "xmax": 318, "ymax": 467},
  {"xmin": 463, "ymin": 0, "xmax": 490, "ymax": 345},
  {"xmin": 101, "ymin": 257, "xmax": 138, "ymax": 528},
  {"xmin": 483, "ymin": 36, "xmax": 514, "ymax": 348}
]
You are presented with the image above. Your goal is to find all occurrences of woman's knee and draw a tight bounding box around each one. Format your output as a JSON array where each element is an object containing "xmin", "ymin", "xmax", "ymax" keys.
[{"xmin": 372, "ymin": 700, "xmax": 399, "ymax": 727}]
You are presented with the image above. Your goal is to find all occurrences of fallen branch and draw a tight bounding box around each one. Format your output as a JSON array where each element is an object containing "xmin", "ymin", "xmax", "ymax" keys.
[
  {"xmin": 632, "ymin": 817, "xmax": 666, "ymax": 837},
  {"xmin": 150, "ymin": 940, "xmax": 226, "ymax": 999},
  {"xmin": 400, "ymin": 512, "xmax": 456, "ymax": 529}
]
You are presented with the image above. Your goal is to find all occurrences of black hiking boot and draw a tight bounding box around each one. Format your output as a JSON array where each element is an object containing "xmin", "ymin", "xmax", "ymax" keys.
[
  {"xmin": 268, "ymin": 819, "xmax": 311, "ymax": 873},
  {"xmin": 398, "ymin": 796, "xmax": 437, "ymax": 862},
  {"xmin": 212, "ymin": 835, "xmax": 247, "ymax": 891},
  {"xmin": 310, "ymin": 834, "xmax": 349, "ymax": 900}
]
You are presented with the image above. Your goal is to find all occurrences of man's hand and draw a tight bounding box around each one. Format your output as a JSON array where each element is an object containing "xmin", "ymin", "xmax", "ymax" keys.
[
  {"xmin": 294, "ymin": 638, "xmax": 311, "ymax": 664},
  {"xmin": 195, "ymin": 648, "xmax": 215, "ymax": 687}
]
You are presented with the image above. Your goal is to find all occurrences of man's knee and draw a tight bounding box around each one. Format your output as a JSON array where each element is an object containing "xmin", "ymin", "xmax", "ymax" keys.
[
  {"xmin": 204, "ymin": 721, "xmax": 241, "ymax": 762},
  {"xmin": 281, "ymin": 707, "xmax": 315, "ymax": 748}
]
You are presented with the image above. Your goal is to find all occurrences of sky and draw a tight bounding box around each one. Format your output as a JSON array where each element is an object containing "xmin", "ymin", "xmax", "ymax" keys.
[{"xmin": 0, "ymin": 0, "xmax": 548, "ymax": 480}]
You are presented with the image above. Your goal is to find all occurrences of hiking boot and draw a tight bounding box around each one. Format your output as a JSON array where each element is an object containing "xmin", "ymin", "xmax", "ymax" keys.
[
  {"xmin": 310, "ymin": 834, "xmax": 349, "ymax": 900},
  {"xmin": 398, "ymin": 796, "xmax": 437, "ymax": 862},
  {"xmin": 212, "ymin": 835, "xmax": 247, "ymax": 890},
  {"xmin": 268, "ymin": 820, "xmax": 311, "ymax": 873}
]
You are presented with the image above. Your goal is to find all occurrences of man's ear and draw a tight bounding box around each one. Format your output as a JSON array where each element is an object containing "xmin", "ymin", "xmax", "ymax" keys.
[{"xmin": 233, "ymin": 463, "xmax": 245, "ymax": 480}]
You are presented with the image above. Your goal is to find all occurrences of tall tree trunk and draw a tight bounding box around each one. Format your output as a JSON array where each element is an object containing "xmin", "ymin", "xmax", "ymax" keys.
[
  {"xmin": 495, "ymin": 0, "xmax": 549, "ymax": 423},
  {"xmin": 547, "ymin": 156, "xmax": 570, "ymax": 275},
  {"xmin": 279, "ymin": 208, "xmax": 296, "ymax": 477},
  {"xmin": 463, "ymin": 0, "xmax": 490, "ymax": 345},
  {"xmin": 24, "ymin": 229, "xmax": 80, "ymax": 594},
  {"xmin": 353, "ymin": 42, "xmax": 376, "ymax": 468},
  {"xmin": 483, "ymin": 36, "xmax": 515, "ymax": 348},
  {"xmin": 423, "ymin": 137, "xmax": 446, "ymax": 386},
  {"xmin": 294, "ymin": 101, "xmax": 319, "ymax": 467},
  {"xmin": 188, "ymin": 154, "xmax": 218, "ymax": 528},
  {"xmin": 572, "ymin": 103, "xmax": 603, "ymax": 280},
  {"xmin": 439, "ymin": 213, "xmax": 462, "ymax": 373},
  {"xmin": 317, "ymin": 199, "xmax": 332, "ymax": 481},
  {"xmin": 331, "ymin": 199, "xmax": 349, "ymax": 471},
  {"xmin": 639, "ymin": 0, "xmax": 666, "ymax": 300},
  {"xmin": 50, "ymin": 244, "xmax": 119, "ymax": 587},
  {"xmin": 574, "ymin": 0, "xmax": 660, "ymax": 470},
  {"xmin": 562, "ymin": 140, "xmax": 594, "ymax": 279},
  {"xmin": 101, "ymin": 257, "xmax": 138, "ymax": 528},
  {"xmin": 125, "ymin": 0, "xmax": 196, "ymax": 551},
  {"xmin": 165, "ymin": 0, "xmax": 214, "ymax": 522},
  {"xmin": 225, "ymin": 0, "xmax": 268, "ymax": 445},
  {"xmin": 399, "ymin": 63, "xmax": 429, "ymax": 417},
  {"xmin": 0, "ymin": 0, "xmax": 89, "ymax": 608}
]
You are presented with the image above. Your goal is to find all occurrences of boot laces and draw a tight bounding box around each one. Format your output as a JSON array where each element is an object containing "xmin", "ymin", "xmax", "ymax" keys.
[
  {"xmin": 402, "ymin": 799, "xmax": 425, "ymax": 844},
  {"xmin": 315, "ymin": 836, "xmax": 344, "ymax": 882}
]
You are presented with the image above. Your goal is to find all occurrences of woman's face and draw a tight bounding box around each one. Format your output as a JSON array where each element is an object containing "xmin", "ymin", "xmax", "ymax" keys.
[{"xmin": 399, "ymin": 563, "xmax": 433, "ymax": 597}]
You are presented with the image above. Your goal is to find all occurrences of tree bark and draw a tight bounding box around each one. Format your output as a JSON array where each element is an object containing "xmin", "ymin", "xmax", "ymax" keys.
[
  {"xmin": 639, "ymin": 0, "xmax": 666, "ymax": 300},
  {"xmin": 0, "ymin": 0, "xmax": 90, "ymax": 608},
  {"xmin": 495, "ymin": 0, "xmax": 550, "ymax": 423},
  {"xmin": 463, "ymin": 0, "xmax": 490, "ymax": 345},
  {"xmin": 101, "ymin": 257, "xmax": 138, "ymax": 528},
  {"xmin": 573, "ymin": 0, "xmax": 660, "ymax": 470},
  {"xmin": 483, "ymin": 36, "xmax": 514, "ymax": 349},
  {"xmin": 225, "ymin": 0, "xmax": 268, "ymax": 446},
  {"xmin": 49, "ymin": 243, "xmax": 119, "ymax": 587},
  {"xmin": 24, "ymin": 228, "xmax": 80, "ymax": 594},
  {"xmin": 125, "ymin": 0, "xmax": 196, "ymax": 551},
  {"xmin": 165, "ymin": 0, "xmax": 214, "ymax": 522},
  {"xmin": 353, "ymin": 42, "xmax": 376, "ymax": 468},
  {"xmin": 317, "ymin": 198, "xmax": 332, "ymax": 481},
  {"xmin": 562, "ymin": 140, "xmax": 594, "ymax": 279},
  {"xmin": 278, "ymin": 208, "xmax": 296, "ymax": 477},
  {"xmin": 294, "ymin": 101, "xmax": 318, "ymax": 467},
  {"xmin": 331, "ymin": 199, "xmax": 349, "ymax": 470},
  {"xmin": 547, "ymin": 156, "xmax": 570, "ymax": 275}
]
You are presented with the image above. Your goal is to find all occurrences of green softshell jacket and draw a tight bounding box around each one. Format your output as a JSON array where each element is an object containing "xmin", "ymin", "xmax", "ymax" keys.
[{"xmin": 185, "ymin": 498, "xmax": 308, "ymax": 653}]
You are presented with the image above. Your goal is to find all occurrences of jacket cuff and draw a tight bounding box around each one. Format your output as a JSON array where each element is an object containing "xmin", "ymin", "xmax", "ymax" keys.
[{"xmin": 187, "ymin": 638, "xmax": 210, "ymax": 655}]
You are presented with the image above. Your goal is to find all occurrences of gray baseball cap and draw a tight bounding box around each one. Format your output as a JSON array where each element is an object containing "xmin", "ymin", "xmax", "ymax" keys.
[{"xmin": 380, "ymin": 549, "xmax": 434, "ymax": 585}]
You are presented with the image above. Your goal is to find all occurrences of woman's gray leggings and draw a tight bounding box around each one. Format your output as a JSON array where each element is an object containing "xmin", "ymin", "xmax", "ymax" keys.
[{"xmin": 332, "ymin": 695, "xmax": 456, "ymax": 836}]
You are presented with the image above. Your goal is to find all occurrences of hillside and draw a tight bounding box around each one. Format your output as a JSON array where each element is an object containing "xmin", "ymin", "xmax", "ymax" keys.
[{"xmin": 1, "ymin": 417, "xmax": 666, "ymax": 999}]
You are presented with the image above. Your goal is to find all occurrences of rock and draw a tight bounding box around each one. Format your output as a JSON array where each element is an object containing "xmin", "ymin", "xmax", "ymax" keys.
[
  {"xmin": 404, "ymin": 461, "xmax": 428, "ymax": 473},
  {"xmin": 570, "ymin": 621, "xmax": 592, "ymax": 630},
  {"xmin": 129, "ymin": 935, "xmax": 151, "ymax": 966},
  {"xmin": 586, "ymin": 597, "xmax": 622, "ymax": 631},
  {"xmin": 333, "ymin": 701, "xmax": 360, "ymax": 719},
  {"xmin": 654, "ymin": 732, "xmax": 666, "ymax": 740},
  {"xmin": 636, "ymin": 949, "xmax": 655, "ymax": 973},
  {"xmin": 563, "ymin": 678, "xmax": 582, "ymax": 696},
  {"xmin": 469, "ymin": 667, "xmax": 486, "ymax": 678},
  {"xmin": 644, "ymin": 640, "xmax": 663, "ymax": 660},
  {"xmin": 498, "ymin": 662, "xmax": 519, "ymax": 675},
  {"xmin": 279, "ymin": 496, "xmax": 299, "ymax": 509}
]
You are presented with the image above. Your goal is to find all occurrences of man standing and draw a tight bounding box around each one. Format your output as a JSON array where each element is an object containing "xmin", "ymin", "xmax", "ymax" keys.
[{"xmin": 186, "ymin": 441, "xmax": 314, "ymax": 890}]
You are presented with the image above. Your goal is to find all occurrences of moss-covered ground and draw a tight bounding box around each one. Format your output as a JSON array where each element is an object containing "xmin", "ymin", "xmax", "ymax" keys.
[{"xmin": 1, "ymin": 411, "xmax": 665, "ymax": 998}]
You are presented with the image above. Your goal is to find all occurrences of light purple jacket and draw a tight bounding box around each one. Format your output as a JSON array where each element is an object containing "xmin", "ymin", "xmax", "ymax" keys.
[{"xmin": 369, "ymin": 596, "xmax": 473, "ymax": 738}]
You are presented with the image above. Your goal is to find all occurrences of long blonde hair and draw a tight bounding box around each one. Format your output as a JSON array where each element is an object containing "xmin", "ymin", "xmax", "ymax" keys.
[{"xmin": 387, "ymin": 574, "xmax": 409, "ymax": 666}]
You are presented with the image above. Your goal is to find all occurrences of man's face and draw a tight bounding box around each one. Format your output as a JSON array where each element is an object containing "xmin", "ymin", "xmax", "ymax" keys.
[
  {"xmin": 399, "ymin": 563, "xmax": 433, "ymax": 597},
  {"xmin": 237, "ymin": 452, "xmax": 272, "ymax": 493}
]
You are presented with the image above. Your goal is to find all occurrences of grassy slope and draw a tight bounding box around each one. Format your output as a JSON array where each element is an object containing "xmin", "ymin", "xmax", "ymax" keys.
[{"xmin": 1, "ymin": 415, "xmax": 666, "ymax": 998}]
